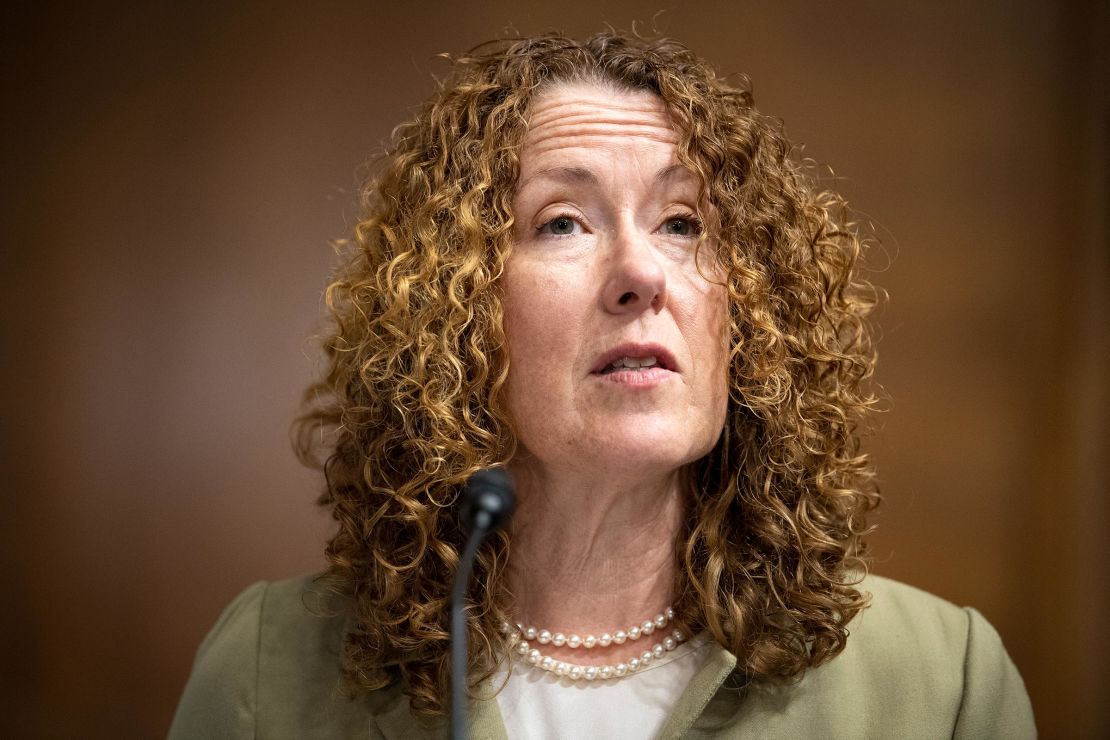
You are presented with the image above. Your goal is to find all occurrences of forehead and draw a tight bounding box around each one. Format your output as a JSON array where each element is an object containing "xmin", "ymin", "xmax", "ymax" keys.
[{"xmin": 520, "ymin": 82, "xmax": 681, "ymax": 161}]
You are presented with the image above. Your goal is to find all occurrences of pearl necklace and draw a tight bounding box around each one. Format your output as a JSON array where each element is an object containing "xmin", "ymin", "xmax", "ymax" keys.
[{"xmin": 499, "ymin": 608, "xmax": 687, "ymax": 682}]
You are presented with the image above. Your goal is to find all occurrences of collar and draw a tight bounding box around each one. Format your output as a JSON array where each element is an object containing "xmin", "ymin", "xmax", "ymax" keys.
[
  {"xmin": 367, "ymin": 642, "xmax": 740, "ymax": 740},
  {"xmin": 365, "ymin": 675, "xmax": 509, "ymax": 740},
  {"xmin": 657, "ymin": 641, "xmax": 739, "ymax": 739}
]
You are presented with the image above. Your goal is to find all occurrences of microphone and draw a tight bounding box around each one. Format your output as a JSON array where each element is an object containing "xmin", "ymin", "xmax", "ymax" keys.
[
  {"xmin": 451, "ymin": 468, "xmax": 515, "ymax": 740},
  {"xmin": 460, "ymin": 468, "xmax": 516, "ymax": 535}
]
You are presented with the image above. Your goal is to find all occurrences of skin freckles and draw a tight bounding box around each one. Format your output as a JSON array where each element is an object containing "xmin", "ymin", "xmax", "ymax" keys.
[
  {"xmin": 500, "ymin": 82, "xmax": 731, "ymax": 650},
  {"xmin": 503, "ymin": 82, "xmax": 729, "ymax": 482}
]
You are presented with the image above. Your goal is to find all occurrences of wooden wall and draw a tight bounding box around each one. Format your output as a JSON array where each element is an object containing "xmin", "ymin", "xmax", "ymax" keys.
[{"xmin": 3, "ymin": 1, "xmax": 1105, "ymax": 736}]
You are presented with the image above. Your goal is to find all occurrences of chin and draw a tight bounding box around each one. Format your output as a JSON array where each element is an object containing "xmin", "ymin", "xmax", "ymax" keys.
[{"xmin": 583, "ymin": 431, "xmax": 714, "ymax": 475}]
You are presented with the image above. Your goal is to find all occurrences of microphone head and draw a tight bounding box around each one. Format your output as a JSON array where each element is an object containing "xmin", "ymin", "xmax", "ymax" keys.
[{"xmin": 462, "ymin": 468, "xmax": 516, "ymax": 533}]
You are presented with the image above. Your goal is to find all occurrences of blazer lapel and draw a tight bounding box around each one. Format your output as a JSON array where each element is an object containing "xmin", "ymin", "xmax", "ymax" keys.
[
  {"xmin": 657, "ymin": 641, "xmax": 739, "ymax": 740},
  {"xmin": 367, "ymin": 677, "xmax": 509, "ymax": 740}
]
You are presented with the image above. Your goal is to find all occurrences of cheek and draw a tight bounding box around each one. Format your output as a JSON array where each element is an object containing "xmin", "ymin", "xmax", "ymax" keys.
[
  {"xmin": 504, "ymin": 267, "xmax": 556, "ymax": 360},
  {"xmin": 501, "ymin": 264, "xmax": 576, "ymax": 408},
  {"xmin": 699, "ymin": 286, "xmax": 732, "ymax": 407},
  {"xmin": 682, "ymin": 274, "xmax": 729, "ymax": 355}
]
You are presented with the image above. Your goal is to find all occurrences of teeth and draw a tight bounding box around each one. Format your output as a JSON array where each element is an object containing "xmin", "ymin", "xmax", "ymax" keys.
[{"xmin": 607, "ymin": 355, "xmax": 659, "ymax": 371}]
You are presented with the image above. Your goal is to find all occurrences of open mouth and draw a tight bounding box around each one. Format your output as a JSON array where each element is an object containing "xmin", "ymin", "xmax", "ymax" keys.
[
  {"xmin": 591, "ymin": 344, "xmax": 679, "ymax": 376},
  {"xmin": 599, "ymin": 355, "xmax": 663, "ymax": 374}
]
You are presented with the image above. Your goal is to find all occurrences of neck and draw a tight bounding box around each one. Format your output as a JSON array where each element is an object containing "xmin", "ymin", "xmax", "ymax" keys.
[{"xmin": 505, "ymin": 461, "xmax": 684, "ymax": 634}]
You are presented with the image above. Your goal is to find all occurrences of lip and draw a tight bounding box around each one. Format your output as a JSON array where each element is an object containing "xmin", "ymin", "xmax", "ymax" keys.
[{"xmin": 590, "ymin": 342, "xmax": 680, "ymax": 375}]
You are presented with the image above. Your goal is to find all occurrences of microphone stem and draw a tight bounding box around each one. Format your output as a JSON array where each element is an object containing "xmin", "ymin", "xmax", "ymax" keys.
[{"xmin": 451, "ymin": 516, "xmax": 489, "ymax": 740}]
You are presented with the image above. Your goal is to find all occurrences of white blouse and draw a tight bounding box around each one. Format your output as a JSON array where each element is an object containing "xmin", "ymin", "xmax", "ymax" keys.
[{"xmin": 494, "ymin": 634, "xmax": 713, "ymax": 740}]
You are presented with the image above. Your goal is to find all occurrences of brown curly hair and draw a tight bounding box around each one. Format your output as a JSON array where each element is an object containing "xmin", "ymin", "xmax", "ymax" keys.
[{"xmin": 294, "ymin": 29, "xmax": 882, "ymax": 714}]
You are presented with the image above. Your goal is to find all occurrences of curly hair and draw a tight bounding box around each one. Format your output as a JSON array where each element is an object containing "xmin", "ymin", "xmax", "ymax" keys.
[{"xmin": 294, "ymin": 29, "xmax": 882, "ymax": 715}]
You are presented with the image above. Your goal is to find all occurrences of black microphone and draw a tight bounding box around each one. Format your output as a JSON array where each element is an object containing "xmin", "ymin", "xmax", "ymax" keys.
[{"xmin": 451, "ymin": 468, "xmax": 515, "ymax": 740}]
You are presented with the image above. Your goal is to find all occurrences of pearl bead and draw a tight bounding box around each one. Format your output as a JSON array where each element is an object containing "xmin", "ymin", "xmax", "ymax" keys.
[{"xmin": 507, "ymin": 604, "xmax": 684, "ymax": 684}]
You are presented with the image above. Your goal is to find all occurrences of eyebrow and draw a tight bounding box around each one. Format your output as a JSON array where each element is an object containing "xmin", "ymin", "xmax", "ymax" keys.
[{"xmin": 517, "ymin": 162, "xmax": 693, "ymax": 192}]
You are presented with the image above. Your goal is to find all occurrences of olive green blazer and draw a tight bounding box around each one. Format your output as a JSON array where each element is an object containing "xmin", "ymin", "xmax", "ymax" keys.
[{"xmin": 168, "ymin": 574, "xmax": 1035, "ymax": 739}]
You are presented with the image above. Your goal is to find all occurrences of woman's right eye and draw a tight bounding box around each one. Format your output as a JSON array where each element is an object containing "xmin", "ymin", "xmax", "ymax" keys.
[{"xmin": 537, "ymin": 215, "xmax": 583, "ymax": 237}]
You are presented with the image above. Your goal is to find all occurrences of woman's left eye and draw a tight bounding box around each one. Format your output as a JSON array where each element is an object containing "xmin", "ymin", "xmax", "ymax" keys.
[{"xmin": 661, "ymin": 214, "xmax": 702, "ymax": 237}]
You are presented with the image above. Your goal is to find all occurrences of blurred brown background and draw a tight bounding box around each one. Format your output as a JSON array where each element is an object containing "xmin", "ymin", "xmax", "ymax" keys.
[{"xmin": 2, "ymin": 1, "xmax": 1106, "ymax": 738}]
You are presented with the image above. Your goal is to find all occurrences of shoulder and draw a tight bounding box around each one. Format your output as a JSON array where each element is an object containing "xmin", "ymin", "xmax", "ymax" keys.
[
  {"xmin": 848, "ymin": 574, "xmax": 1036, "ymax": 738},
  {"xmin": 850, "ymin": 573, "xmax": 972, "ymax": 660},
  {"xmin": 693, "ymin": 574, "xmax": 1035, "ymax": 739},
  {"xmin": 169, "ymin": 575, "xmax": 370, "ymax": 740}
]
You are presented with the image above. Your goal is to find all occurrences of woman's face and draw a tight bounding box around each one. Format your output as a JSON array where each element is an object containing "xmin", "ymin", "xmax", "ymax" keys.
[{"xmin": 502, "ymin": 81, "xmax": 729, "ymax": 481}]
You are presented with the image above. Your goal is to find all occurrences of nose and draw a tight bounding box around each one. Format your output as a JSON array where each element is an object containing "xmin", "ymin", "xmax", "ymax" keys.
[{"xmin": 602, "ymin": 225, "xmax": 668, "ymax": 314}]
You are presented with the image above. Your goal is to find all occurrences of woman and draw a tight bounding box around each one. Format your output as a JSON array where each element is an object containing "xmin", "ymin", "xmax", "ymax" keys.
[{"xmin": 169, "ymin": 31, "xmax": 1035, "ymax": 739}]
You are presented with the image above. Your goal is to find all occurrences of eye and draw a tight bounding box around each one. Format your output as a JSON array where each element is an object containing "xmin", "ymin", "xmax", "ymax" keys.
[
  {"xmin": 660, "ymin": 213, "xmax": 703, "ymax": 237},
  {"xmin": 537, "ymin": 214, "xmax": 584, "ymax": 237}
]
